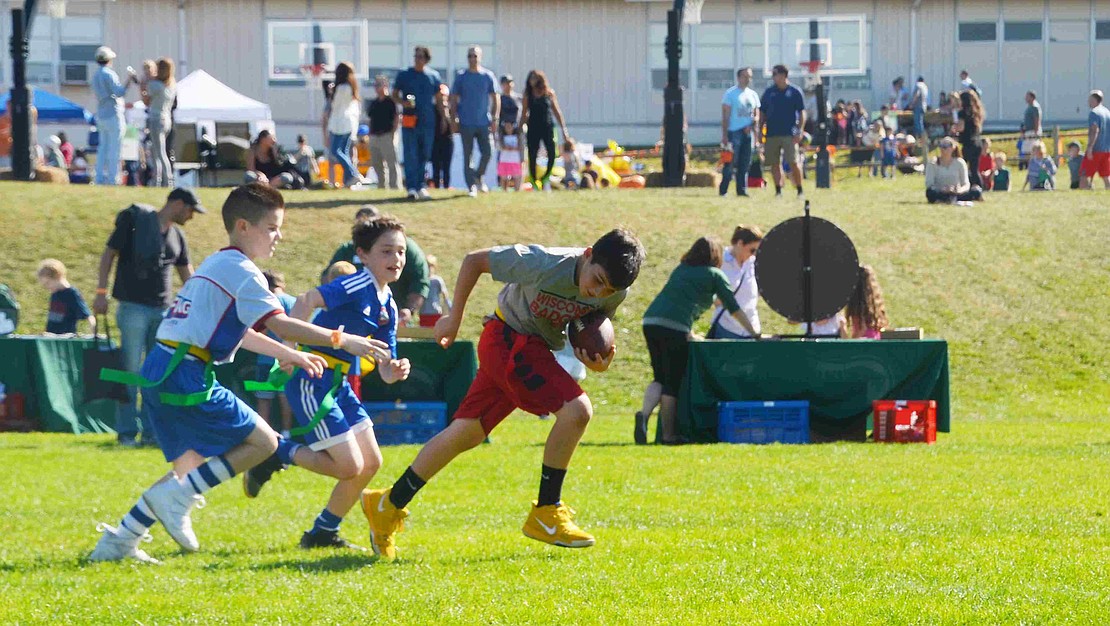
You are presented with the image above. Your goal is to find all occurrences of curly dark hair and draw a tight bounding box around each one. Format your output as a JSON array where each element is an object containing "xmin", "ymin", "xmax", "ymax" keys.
[{"xmin": 846, "ymin": 264, "xmax": 888, "ymax": 335}]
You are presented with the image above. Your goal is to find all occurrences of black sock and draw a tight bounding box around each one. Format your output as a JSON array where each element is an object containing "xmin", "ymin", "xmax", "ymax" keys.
[
  {"xmin": 537, "ymin": 464, "xmax": 567, "ymax": 507},
  {"xmin": 389, "ymin": 466, "xmax": 426, "ymax": 509},
  {"xmin": 797, "ymin": 185, "xmax": 804, "ymax": 194},
  {"xmin": 775, "ymin": 184, "xmax": 783, "ymax": 194}
]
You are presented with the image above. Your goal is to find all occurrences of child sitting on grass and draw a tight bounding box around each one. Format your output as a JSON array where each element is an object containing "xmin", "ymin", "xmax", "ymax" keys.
[
  {"xmin": 992, "ymin": 152, "xmax": 1011, "ymax": 192},
  {"xmin": 1066, "ymin": 141, "xmax": 1084, "ymax": 190},
  {"xmin": 978, "ymin": 137, "xmax": 995, "ymax": 190},
  {"xmin": 37, "ymin": 259, "xmax": 95, "ymax": 335},
  {"xmin": 1023, "ymin": 140, "xmax": 1057, "ymax": 191}
]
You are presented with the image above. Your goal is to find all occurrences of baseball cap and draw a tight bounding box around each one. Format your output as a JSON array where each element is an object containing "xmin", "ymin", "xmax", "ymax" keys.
[
  {"xmin": 167, "ymin": 187, "xmax": 206, "ymax": 214},
  {"xmin": 500, "ymin": 74, "xmax": 513, "ymax": 83},
  {"xmin": 94, "ymin": 46, "xmax": 116, "ymax": 62}
]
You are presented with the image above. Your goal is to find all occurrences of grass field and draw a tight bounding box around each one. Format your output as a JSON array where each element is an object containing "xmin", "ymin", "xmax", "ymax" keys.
[{"xmin": 0, "ymin": 176, "xmax": 1108, "ymax": 624}]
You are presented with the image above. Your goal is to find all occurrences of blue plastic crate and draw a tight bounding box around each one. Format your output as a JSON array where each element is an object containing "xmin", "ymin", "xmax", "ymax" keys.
[
  {"xmin": 717, "ymin": 400, "xmax": 810, "ymax": 444},
  {"xmin": 363, "ymin": 401, "xmax": 447, "ymax": 446}
]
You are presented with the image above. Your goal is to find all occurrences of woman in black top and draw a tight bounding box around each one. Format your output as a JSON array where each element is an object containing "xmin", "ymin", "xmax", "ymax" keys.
[
  {"xmin": 245, "ymin": 130, "xmax": 294, "ymax": 188},
  {"xmin": 520, "ymin": 70, "xmax": 569, "ymax": 190},
  {"xmin": 431, "ymin": 83, "xmax": 455, "ymax": 188},
  {"xmin": 954, "ymin": 90, "xmax": 986, "ymax": 187}
]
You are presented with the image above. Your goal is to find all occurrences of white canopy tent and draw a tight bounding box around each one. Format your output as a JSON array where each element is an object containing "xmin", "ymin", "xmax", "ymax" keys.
[{"xmin": 174, "ymin": 70, "xmax": 272, "ymax": 126}]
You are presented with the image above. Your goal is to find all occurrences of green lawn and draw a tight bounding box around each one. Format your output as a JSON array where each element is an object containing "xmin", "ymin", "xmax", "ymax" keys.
[{"xmin": 0, "ymin": 177, "xmax": 1108, "ymax": 623}]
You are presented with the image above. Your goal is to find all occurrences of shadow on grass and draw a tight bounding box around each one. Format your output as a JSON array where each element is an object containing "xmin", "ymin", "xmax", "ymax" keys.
[
  {"xmin": 284, "ymin": 195, "xmax": 459, "ymax": 210},
  {"xmin": 247, "ymin": 553, "xmax": 378, "ymax": 572}
]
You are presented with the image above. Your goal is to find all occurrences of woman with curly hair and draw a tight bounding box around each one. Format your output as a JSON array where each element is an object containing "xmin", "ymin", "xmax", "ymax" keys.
[
  {"xmin": 954, "ymin": 90, "xmax": 986, "ymax": 187},
  {"xmin": 845, "ymin": 264, "xmax": 888, "ymax": 339}
]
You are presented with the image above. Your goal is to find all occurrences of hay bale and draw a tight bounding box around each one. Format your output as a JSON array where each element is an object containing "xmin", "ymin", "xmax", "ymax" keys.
[
  {"xmin": 0, "ymin": 166, "xmax": 70, "ymax": 183},
  {"xmin": 642, "ymin": 170, "xmax": 720, "ymax": 188}
]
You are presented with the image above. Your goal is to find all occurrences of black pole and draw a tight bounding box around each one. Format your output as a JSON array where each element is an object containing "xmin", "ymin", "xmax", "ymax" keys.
[
  {"xmin": 810, "ymin": 19, "xmax": 831, "ymax": 188},
  {"xmin": 662, "ymin": 2, "xmax": 686, "ymax": 187},
  {"xmin": 9, "ymin": 7, "xmax": 32, "ymax": 180},
  {"xmin": 802, "ymin": 200, "xmax": 813, "ymax": 337}
]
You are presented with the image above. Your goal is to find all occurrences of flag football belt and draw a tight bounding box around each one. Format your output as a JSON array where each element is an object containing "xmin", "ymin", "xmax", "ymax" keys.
[
  {"xmin": 242, "ymin": 348, "xmax": 348, "ymax": 437},
  {"xmin": 99, "ymin": 340, "xmax": 216, "ymax": 407}
]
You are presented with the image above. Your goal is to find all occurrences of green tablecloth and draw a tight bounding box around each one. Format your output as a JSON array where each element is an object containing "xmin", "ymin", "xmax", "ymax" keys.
[
  {"xmin": 0, "ymin": 337, "xmax": 477, "ymax": 434},
  {"xmin": 678, "ymin": 339, "xmax": 950, "ymax": 443},
  {"xmin": 0, "ymin": 336, "xmax": 116, "ymax": 433}
]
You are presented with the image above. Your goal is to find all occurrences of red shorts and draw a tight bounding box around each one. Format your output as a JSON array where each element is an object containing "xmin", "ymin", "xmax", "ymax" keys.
[
  {"xmin": 453, "ymin": 318, "xmax": 584, "ymax": 434},
  {"xmin": 1080, "ymin": 152, "xmax": 1110, "ymax": 178}
]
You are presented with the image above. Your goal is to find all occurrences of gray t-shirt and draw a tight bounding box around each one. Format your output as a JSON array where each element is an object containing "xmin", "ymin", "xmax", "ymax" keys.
[
  {"xmin": 487, "ymin": 244, "xmax": 627, "ymax": 349},
  {"xmin": 1023, "ymin": 101, "xmax": 1042, "ymax": 133},
  {"xmin": 421, "ymin": 275, "xmax": 450, "ymax": 316},
  {"xmin": 1090, "ymin": 105, "xmax": 1110, "ymax": 153},
  {"xmin": 147, "ymin": 80, "xmax": 176, "ymax": 129}
]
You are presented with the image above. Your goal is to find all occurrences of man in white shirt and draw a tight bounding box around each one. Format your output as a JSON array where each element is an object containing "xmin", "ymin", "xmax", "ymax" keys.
[{"xmin": 719, "ymin": 67, "xmax": 761, "ymax": 197}]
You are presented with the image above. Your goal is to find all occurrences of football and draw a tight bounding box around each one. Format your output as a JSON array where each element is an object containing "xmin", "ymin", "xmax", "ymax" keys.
[{"xmin": 567, "ymin": 310, "xmax": 615, "ymax": 358}]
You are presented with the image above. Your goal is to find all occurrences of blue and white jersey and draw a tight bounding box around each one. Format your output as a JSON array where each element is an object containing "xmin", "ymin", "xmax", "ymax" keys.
[
  {"xmin": 157, "ymin": 248, "xmax": 283, "ymax": 364},
  {"xmin": 313, "ymin": 268, "xmax": 398, "ymax": 369}
]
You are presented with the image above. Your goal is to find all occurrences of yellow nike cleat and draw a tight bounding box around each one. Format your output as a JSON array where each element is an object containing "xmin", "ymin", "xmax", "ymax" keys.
[
  {"xmin": 359, "ymin": 488, "xmax": 408, "ymax": 560},
  {"xmin": 522, "ymin": 501, "xmax": 596, "ymax": 548}
]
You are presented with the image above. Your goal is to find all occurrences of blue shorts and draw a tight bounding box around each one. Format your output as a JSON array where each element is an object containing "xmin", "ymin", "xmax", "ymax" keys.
[
  {"xmin": 142, "ymin": 344, "xmax": 261, "ymax": 463},
  {"xmin": 285, "ymin": 369, "xmax": 371, "ymax": 451},
  {"xmin": 253, "ymin": 361, "xmax": 278, "ymax": 400}
]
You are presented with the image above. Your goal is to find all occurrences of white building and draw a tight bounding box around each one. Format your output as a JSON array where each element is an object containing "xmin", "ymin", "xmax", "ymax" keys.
[{"xmin": 2, "ymin": 0, "xmax": 1108, "ymax": 146}]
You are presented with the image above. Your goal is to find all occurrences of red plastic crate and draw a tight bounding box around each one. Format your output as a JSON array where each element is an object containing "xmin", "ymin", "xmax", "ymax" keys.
[
  {"xmin": 872, "ymin": 400, "xmax": 936, "ymax": 444},
  {"xmin": 0, "ymin": 392, "xmax": 34, "ymax": 432}
]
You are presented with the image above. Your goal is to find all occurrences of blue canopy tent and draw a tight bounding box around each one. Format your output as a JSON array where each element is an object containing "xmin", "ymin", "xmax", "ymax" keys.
[{"xmin": 1, "ymin": 89, "xmax": 94, "ymax": 123}]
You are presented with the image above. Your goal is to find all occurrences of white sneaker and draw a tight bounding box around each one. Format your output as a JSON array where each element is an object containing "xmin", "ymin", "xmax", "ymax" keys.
[
  {"xmin": 406, "ymin": 190, "xmax": 418, "ymax": 200},
  {"xmin": 543, "ymin": 182, "xmax": 553, "ymax": 192},
  {"xmin": 348, "ymin": 182, "xmax": 365, "ymax": 191},
  {"xmin": 478, "ymin": 182, "xmax": 490, "ymax": 194},
  {"xmin": 88, "ymin": 523, "xmax": 161, "ymax": 564},
  {"xmin": 417, "ymin": 188, "xmax": 432, "ymax": 201},
  {"xmin": 143, "ymin": 480, "xmax": 204, "ymax": 552},
  {"xmin": 467, "ymin": 185, "xmax": 478, "ymax": 198}
]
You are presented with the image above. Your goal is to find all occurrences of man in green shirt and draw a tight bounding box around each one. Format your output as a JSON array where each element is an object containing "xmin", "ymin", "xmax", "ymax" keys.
[{"xmin": 322, "ymin": 206, "xmax": 430, "ymax": 324}]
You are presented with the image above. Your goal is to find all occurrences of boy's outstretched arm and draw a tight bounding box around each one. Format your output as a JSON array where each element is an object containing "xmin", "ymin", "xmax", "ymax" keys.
[
  {"xmin": 434, "ymin": 249, "xmax": 492, "ymax": 348},
  {"xmin": 264, "ymin": 313, "xmax": 392, "ymax": 362}
]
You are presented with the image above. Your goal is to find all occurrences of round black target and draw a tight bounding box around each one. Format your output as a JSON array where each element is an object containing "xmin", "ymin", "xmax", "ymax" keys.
[{"xmin": 754, "ymin": 216, "xmax": 859, "ymax": 323}]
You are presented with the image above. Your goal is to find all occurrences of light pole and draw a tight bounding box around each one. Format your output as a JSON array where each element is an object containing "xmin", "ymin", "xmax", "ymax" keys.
[
  {"xmin": 8, "ymin": 1, "xmax": 42, "ymax": 181},
  {"xmin": 661, "ymin": 0, "xmax": 685, "ymax": 187}
]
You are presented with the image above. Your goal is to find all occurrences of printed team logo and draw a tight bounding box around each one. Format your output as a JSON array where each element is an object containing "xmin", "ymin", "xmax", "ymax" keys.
[
  {"xmin": 379, "ymin": 305, "xmax": 391, "ymax": 325},
  {"xmin": 529, "ymin": 291, "xmax": 595, "ymax": 327},
  {"xmin": 167, "ymin": 296, "xmax": 192, "ymax": 320}
]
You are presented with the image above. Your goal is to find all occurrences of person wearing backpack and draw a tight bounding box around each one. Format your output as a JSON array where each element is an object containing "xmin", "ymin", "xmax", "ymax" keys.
[{"xmin": 94, "ymin": 188, "xmax": 203, "ymax": 447}]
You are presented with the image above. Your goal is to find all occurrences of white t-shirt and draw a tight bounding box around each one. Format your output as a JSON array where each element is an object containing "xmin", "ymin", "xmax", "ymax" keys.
[
  {"xmin": 327, "ymin": 83, "xmax": 361, "ymax": 136},
  {"xmin": 713, "ymin": 249, "xmax": 760, "ymax": 337},
  {"xmin": 798, "ymin": 313, "xmax": 844, "ymax": 337},
  {"xmin": 157, "ymin": 248, "xmax": 283, "ymax": 364}
]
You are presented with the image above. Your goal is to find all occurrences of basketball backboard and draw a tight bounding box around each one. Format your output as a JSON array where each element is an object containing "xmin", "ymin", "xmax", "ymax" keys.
[{"xmin": 762, "ymin": 15, "xmax": 866, "ymax": 78}]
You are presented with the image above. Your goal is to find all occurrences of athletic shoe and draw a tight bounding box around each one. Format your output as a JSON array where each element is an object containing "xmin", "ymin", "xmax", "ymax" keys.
[
  {"xmin": 406, "ymin": 190, "xmax": 418, "ymax": 200},
  {"xmin": 467, "ymin": 185, "xmax": 478, "ymax": 198},
  {"xmin": 349, "ymin": 182, "xmax": 366, "ymax": 191},
  {"xmin": 117, "ymin": 436, "xmax": 140, "ymax": 448},
  {"xmin": 775, "ymin": 190, "xmax": 783, "ymax": 198},
  {"xmin": 299, "ymin": 529, "xmax": 367, "ymax": 551},
  {"xmin": 522, "ymin": 501, "xmax": 595, "ymax": 548},
  {"xmin": 478, "ymin": 182, "xmax": 489, "ymax": 194},
  {"xmin": 360, "ymin": 488, "xmax": 408, "ymax": 560},
  {"xmin": 737, "ymin": 190, "xmax": 750, "ymax": 197},
  {"xmin": 242, "ymin": 453, "xmax": 285, "ymax": 499},
  {"xmin": 417, "ymin": 188, "xmax": 432, "ymax": 201},
  {"xmin": 634, "ymin": 411, "xmax": 648, "ymax": 445},
  {"xmin": 143, "ymin": 479, "xmax": 204, "ymax": 552},
  {"xmin": 88, "ymin": 523, "xmax": 161, "ymax": 565}
]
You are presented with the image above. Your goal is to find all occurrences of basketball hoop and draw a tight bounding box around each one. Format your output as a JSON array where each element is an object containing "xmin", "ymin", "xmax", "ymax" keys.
[
  {"xmin": 799, "ymin": 60, "xmax": 825, "ymax": 75},
  {"xmin": 300, "ymin": 63, "xmax": 326, "ymax": 85},
  {"xmin": 681, "ymin": 0, "xmax": 704, "ymax": 25},
  {"xmin": 46, "ymin": 0, "xmax": 67, "ymax": 18}
]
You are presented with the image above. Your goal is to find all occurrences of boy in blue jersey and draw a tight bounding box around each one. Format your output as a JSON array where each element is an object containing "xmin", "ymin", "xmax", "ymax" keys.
[
  {"xmin": 243, "ymin": 216, "xmax": 411, "ymax": 550},
  {"xmin": 88, "ymin": 184, "xmax": 393, "ymax": 564}
]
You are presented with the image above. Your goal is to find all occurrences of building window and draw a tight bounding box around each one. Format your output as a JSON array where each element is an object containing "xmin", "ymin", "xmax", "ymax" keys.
[
  {"xmin": 649, "ymin": 22, "xmax": 688, "ymax": 90},
  {"xmin": 26, "ymin": 16, "xmax": 55, "ymax": 85},
  {"xmin": 267, "ymin": 21, "xmax": 367, "ymax": 82},
  {"xmin": 367, "ymin": 21, "xmax": 402, "ymax": 82},
  {"xmin": 959, "ymin": 22, "xmax": 997, "ymax": 42},
  {"xmin": 739, "ymin": 22, "xmax": 763, "ymax": 76},
  {"xmin": 1004, "ymin": 21, "xmax": 1042, "ymax": 42},
  {"xmin": 1049, "ymin": 21, "xmax": 1089, "ymax": 43},
  {"xmin": 408, "ymin": 21, "xmax": 448, "ymax": 78},
  {"xmin": 695, "ymin": 23, "xmax": 735, "ymax": 90},
  {"xmin": 58, "ymin": 16, "xmax": 103, "ymax": 85},
  {"xmin": 1096, "ymin": 21, "xmax": 1110, "ymax": 40},
  {"xmin": 453, "ymin": 21, "xmax": 495, "ymax": 76}
]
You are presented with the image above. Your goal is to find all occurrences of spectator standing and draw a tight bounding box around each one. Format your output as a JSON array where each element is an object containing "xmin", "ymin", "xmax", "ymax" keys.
[
  {"xmin": 498, "ymin": 75, "xmax": 522, "ymax": 129},
  {"xmin": 520, "ymin": 70, "xmax": 570, "ymax": 190},
  {"xmin": 394, "ymin": 46, "xmax": 442, "ymax": 200},
  {"xmin": 925, "ymin": 137, "xmax": 982, "ymax": 203},
  {"xmin": 955, "ymin": 90, "xmax": 986, "ymax": 187},
  {"xmin": 91, "ymin": 46, "xmax": 136, "ymax": 185},
  {"xmin": 1023, "ymin": 91, "xmax": 1042, "ymax": 137},
  {"xmin": 759, "ymin": 64, "xmax": 807, "ymax": 198},
  {"xmin": 849, "ymin": 101, "xmax": 868, "ymax": 145},
  {"xmin": 324, "ymin": 62, "xmax": 363, "ymax": 189},
  {"xmin": 367, "ymin": 75, "xmax": 402, "ymax": 190},
  {"xmin": 960, "ymin": 70, "xmax": 982, "ymax": 97},
  {"xmin": 93, "ymin": 188, "xmax": 203, "ymax": 446},
  {"xmin": 889, "ymin": 77, "xmax": 910, "ymax": 110},
  {"xmin": 1080, "ymin": 89, "xmax": 1110, "ymax": 189},
  {"xmin": 142, "ymin": 58, "xmax": 177, "ymax": 187},
  {"xmin": 323, "ymin": 206, "xmax": 431, "ymax": 326},
  {"xmin": 431, "ymin": 84, "xmax": 455, "ymax": 189},
  {"xmin": 910, "ymin": 76, "xmax": 929, "ymax": 139},
  {"xmin": 58, "ymin": 132, "xmax": 74, "ymax": 167},
  {"xmin": 719, "ymin": 67, "xmax": 761, "ymax": 198},
  {"xmin": 38, "ymin": 259, "xmax": 95, "ymax": 335},
  {"xmin": 708, "ymin": 225, "xmax": 763, "ymax": 340},
  {"xmin": 451, "ymin": 46, "xmax": 500, "ymax": 197}
]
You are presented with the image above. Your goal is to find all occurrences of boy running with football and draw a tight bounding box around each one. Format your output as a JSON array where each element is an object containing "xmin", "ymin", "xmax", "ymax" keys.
[{"xmin": 361, "ymin": 229, "xmax": 646, "ymax": 559}]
